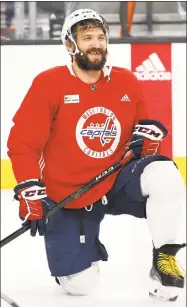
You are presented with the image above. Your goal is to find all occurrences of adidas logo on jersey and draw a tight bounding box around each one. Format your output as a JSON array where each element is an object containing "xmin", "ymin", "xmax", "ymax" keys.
[
  {"xmin": 121, "ymin": 94, "xmax": 131, "ymax": 102},
  {"xmin": 133, "ymin": 53, "xmax": 172, "ymax": 81}
]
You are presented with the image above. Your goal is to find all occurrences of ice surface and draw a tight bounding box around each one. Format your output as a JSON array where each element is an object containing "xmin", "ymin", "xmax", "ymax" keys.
[{"xmin": 1, "ymin": 190, "xmax": 186, "ymax": 307}]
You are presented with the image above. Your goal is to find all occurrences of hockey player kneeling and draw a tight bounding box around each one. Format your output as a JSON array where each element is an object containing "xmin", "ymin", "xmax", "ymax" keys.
[{"xmin": 7, "ymin": 8, "xmax": 186, "ymax": 302}]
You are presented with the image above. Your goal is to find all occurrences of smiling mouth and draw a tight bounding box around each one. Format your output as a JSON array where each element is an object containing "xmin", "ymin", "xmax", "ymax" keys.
[
  {"xmin": 88, "ymin": 49, "xmax": 103, "ymax": 56},
  {"xmin": 88, "ymin": 52, "xmax": 102, "ymax": 59},
  {"xmin": 89, "ymin": 51, "xmax": 101, "ymax": 55},
  {"xmin": 89, "ymin": 53, "xmax": 101, "ymax": 56}
]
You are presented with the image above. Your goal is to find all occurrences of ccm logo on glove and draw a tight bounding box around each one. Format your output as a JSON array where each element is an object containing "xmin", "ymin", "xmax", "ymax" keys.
[
  {"xmin": 133, "ymin": 124, "xmax": 165, "ymax": 140},
  {"xmin": 19, "ymin": 186, "xmax": 47, "ymax": 199},
  {"xmin": 123, "ymin": 119, "xmax": 168, "ymax": 160}
]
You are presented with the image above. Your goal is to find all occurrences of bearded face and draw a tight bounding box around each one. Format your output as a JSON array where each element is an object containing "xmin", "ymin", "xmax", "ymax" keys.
[
  {"xmin": 75, "ymin": 46, "xmax": 107, "ymax": 71},
  {"xmin": 71, "ymin": 25, "xmax": 108, "ymax": 71}
]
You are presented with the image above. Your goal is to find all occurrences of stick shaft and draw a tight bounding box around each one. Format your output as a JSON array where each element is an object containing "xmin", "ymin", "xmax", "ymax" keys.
[
  {"xmin": 0, "ymin": 224, "xmax": 31, "ymax": 248},
  {"xmin": 45, "ymin": 162, "xmax": 122, "ymax": 220},
  {"xmin": 1, "ymin": 292, "xmax": 20, "ymax": 307},
  {"xmin": 0, "ymin": 159, "xmax": 126, "ymax": 248}
]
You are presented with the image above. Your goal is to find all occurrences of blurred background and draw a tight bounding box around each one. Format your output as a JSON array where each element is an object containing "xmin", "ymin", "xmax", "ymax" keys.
[{"xmin": 1, "ymin": 1, "xmax": 186, "ymax": 42}]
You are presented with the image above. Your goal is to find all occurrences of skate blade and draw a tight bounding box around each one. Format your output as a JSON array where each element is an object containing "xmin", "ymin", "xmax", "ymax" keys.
[
  {"xmin": 149, "ymin": 291, "xmax": 178, "ymax": 302},
  {"xmin": 149, "ymin": 278, "xmax": 182, "ymax": 302}
]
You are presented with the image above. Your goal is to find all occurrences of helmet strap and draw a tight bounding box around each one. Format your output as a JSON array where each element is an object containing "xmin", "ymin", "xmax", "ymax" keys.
[{"xmin": 67, "ymin": 34, "xmax": 83, "ymax": 56}]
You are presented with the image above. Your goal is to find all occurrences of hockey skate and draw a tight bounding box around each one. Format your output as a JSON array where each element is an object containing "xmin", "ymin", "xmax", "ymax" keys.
[{"xmin": 149, "ymin": 243, "xmax": 186, "ymax": 302}]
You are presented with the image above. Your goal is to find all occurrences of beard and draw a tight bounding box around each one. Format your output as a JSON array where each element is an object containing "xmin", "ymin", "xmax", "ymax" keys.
[{"xmin": 75, "ymin": 47, "xmax": 107, "ymax": 71}]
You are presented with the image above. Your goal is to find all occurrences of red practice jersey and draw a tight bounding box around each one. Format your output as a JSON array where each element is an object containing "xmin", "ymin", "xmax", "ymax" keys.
[{"xmin": 7, "ymin": 65, "xmax": 148, "ymax": 209}]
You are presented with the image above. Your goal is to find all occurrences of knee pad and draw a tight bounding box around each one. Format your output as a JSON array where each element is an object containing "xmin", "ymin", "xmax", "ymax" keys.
[
  {"xmin": 141, "ymin": 160, "xmax": 185, "ymax": 200},
  {"xmin": 57, "ymin": 262, "xmax": 99, "ymax": 296},
  {"xmin": 140, "ymin": 161, "xmax": 186, "ymax": 248}
]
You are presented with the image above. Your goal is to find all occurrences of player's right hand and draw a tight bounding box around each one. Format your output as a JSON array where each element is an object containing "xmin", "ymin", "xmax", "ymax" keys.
[{"xmin": 14, "ymin": 180, "xmax": 56, "ymax": 236}]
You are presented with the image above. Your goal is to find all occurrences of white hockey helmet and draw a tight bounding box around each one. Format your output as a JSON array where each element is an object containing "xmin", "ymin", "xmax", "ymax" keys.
[{"xmin": 61, "ymin": 8, "xmax": 109, "ymax": 55}]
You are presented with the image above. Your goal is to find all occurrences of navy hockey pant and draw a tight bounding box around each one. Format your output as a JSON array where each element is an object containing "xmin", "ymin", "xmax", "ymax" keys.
[{"xmin": 44, "ymin": 155, "xmax": 172, "ymax": 277}]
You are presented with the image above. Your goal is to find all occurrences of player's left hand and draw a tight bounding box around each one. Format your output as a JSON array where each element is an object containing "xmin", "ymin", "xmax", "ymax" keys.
[{"xmin": 123, "ymin": 119, "xmax": 168, "ymax": 160}]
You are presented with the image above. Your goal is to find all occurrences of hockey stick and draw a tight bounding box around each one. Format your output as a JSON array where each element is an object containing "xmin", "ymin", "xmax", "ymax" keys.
[
  {"xmin": 45, "ymin": 159, "xmax": 126, "ymax": 220},
  {"xmin": 0, "ymin": 153, "xmax": 133, "ymax": 248},
  {"xmin": 1, "ymin": 292, "xmax": 20, "ymax": 307},
  {"xmin": 0, "ymin": 223, "xmax": 31, "ymax": 248}
]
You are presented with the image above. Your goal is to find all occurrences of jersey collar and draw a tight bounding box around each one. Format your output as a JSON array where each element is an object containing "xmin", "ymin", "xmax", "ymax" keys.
[{"xmin": 66, "ymin": 64, "xmax": 112, "ymax": 80}]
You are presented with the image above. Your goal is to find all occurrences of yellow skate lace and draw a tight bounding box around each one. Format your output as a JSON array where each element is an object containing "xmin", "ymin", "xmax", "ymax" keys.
[{"xmin": 157, "ymin": 253, "xmax": 186, "ymax": 278}]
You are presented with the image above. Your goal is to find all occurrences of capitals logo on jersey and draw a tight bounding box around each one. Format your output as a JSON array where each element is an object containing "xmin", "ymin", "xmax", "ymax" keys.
[{"xmin": 76, "ymin": 107, "xmax": 121, "ymax": 159}]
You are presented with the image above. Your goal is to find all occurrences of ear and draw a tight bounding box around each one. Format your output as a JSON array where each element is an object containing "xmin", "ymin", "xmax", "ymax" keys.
[{"xmin": 65, "ymin": 40, "xmax": 74, "ymax": 53}]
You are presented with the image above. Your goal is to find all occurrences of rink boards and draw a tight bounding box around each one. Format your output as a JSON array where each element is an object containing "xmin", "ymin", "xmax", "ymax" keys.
[{"xmin": 1, "ymin": 43, "xmax": 186, "ymax": 188}]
